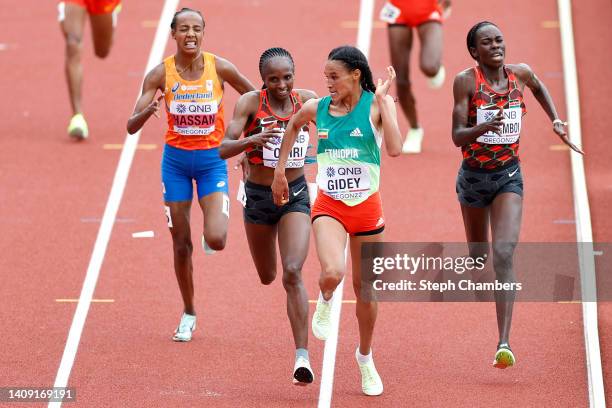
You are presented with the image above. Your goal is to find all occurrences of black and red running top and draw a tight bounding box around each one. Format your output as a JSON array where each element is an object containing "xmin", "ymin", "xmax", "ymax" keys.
[
  {"xmin": 244, "ymin": 89, "xmax": 309, "ymax": 167},
  {"xmin": 463, "ymin": 66, "xmax": 527, "ymax": 170}
]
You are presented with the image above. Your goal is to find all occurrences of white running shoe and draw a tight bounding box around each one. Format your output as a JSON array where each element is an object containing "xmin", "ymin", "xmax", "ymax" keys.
[
  {"xmin": 402, "ymin": 127, "xmax": 424, "ymax": 154},
  {"xmin": 311, "ymin": 296, "xmax": 332, "ymax": 341},
  {"xmin": 201, "ymin": 234, "xmax": 216, "ymax": 255},
  {"xmin": 68, "ymin": 113, "xmax": 89, "ymax": 140},
  {"xmin": 427, "ymin": 65, "xmax": 446, "ymax": 89},
  {"xmin": 356, "ymin": 349, "xmax": 383, "ymax": 396},
  {"xmin": 172, "ymin": 313, "xmax": 196, "ymax": 342},
  {"xmin": 292, "ymin": 356, "xmax": 314, "ymax": 386}
]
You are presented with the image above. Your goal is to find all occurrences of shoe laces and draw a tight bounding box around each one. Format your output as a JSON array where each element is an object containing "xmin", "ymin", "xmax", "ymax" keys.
[
  {"xmin": 359, "ymin": 363, "xmax": 377, "ymax": 386},
  {"xmin": 315, "ymin": 302, "xmax": 331, "ymax": 325},
  {"xmin": 177, "ymin": 316, "xmax": 194, "ymax": 333}
]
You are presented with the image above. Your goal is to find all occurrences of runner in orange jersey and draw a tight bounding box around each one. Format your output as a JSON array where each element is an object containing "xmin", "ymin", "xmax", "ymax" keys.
[{"xmin": 127, "ymin": 8, "xmax": 255, "ymax": 342}]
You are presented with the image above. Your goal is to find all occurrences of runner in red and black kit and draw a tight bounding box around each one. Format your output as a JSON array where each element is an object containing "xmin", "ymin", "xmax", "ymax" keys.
[
  {"xmin": 451, "ymin": 21, "xmax": 583, "ymax": 369},
  {"xmin": 220, "ymin": 48, "xmax": 317, "ymax": 386}
]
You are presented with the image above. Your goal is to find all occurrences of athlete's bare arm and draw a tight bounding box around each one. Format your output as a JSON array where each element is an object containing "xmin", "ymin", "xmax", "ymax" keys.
[
  {"xmin": 215, "ymin": 56, "xmax": 256, "ymax": 95},
  {"xmin": 373, "ymin": 66, "xmax": 401, "ymax": 157},
  {"xmin": 512, "ymin": 63, "xmax": 583, "ymax": 154},
  {"xmin": 272, "ymin": 98, "xmax": 319, "ymax": 205},
  {"xmin": 127, "ymin": 64, "xmax": 165, "ymax": 134},
  {"xmin": 296, "ymin": 89, "xmax": 319, "ymax": 103},
  {"xmin": 219, "ymin": 91, "xmax": 282, "ymax": 159},
  {"xmin": 451, "ymin": 69, "xmax": 504, "ymax": 146}
]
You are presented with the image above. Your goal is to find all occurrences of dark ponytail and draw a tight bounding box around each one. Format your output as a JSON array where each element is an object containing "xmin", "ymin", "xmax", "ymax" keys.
[{"xmin": 328, "ymin": 46, "xmax": 376, "ymax": 93}]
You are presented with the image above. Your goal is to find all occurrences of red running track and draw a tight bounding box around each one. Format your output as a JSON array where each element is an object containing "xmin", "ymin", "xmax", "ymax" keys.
[{"xmin": 0, "ymin": 0, "xmax": 607, "ymax": 406}]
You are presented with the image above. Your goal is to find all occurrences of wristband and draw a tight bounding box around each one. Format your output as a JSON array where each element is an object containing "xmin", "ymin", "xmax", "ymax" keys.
[{"xmin": 553, "ymin": 119, "xmax": 567, "ymax": 126}]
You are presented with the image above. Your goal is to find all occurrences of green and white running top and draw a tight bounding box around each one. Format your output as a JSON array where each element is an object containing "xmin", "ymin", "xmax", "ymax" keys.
[{"xmin": 316, "ymin": 91, "xmax": 382, "ymax": 206}]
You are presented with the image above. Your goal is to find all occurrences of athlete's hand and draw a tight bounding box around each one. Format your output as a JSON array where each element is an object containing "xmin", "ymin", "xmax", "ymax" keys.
[
  {"xmin": 479, "ymin": 107, "xmax": 504, "ymax": 135},
  {"xmin": 554, "ymin": 121, "xmax": 584, "ymax": 155},
  {"xmin": 271, "ymin": 171, "xmax": 289, "ymax": 206},
  {"xmin": 147, "ymin": 93, "xmax": 165, "ymax": 118},
  {"xmin": 234, "ymin": 154, "xmax": 250, "ymax": 179},
  {"xmin": 250, "ymin": 128, "xmax": 284, "ymax": 150},
  {"xmin": 375, "ymin": 66, "xmax": 396, "ymax": 98}
]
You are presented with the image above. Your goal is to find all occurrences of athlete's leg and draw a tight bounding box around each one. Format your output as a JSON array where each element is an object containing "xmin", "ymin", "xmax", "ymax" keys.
[
  {"xmin": 460, "ymin": 203, "xmax": 493, "ymax": 299},
  {"xmin": 166, "ymin": 200, "xmax": 196, "ymax": 315},
  {"xmin": 416, "ymin": 21, "xmax": 443, "ymax": 78},
  {"xmin": 59, "ymin": 2, "xmax": 87, "ymax": 116},
  {"xmin": 244, "ymin": 222, "xmax": 278, "ymax": 284},
  {"xmin": 278, "ymin": 212, "xmax": 311, "ymax": 349},
  {"xmin": 313, "ymin": 216, "xmax": 348, "ymax": 301},
  {"xmin": 460, "ymin": 204, "xmax": 490, "ymax": 258},
  {"xmin": 490, "ymin": 192, "xmax": 523, "ymax": 346},
  {"xmin": 198, "ymin": 192, "xmax": 228, "ymax": 251},
  {"xmin": 350, "ymin": 231, "xmax": 383, "ymax": 356},
  {"xmin": 387, "ymin": 24, "xmax": 418, "ymax": 128},
  {"xmin": 89, "ymin": 9, "xmax": 116, "ymax": 58}
]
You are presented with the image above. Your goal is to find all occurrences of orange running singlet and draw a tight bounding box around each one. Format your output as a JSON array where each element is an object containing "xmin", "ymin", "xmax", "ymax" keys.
[{"xmin": 163, "ymin": 52, "xmax": 225, "ymax": 150}]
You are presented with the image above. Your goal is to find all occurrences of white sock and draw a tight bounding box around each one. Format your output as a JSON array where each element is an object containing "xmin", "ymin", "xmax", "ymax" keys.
[
  {"xmin": 319, "ymin": 291, "xmax": 331, "ymax": 304},
  {"xmin": 356, "ymin": 347, "xmax": 372, "ymax": 364}
]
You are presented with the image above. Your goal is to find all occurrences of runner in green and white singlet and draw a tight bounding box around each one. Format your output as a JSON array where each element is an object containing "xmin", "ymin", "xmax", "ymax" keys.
[
  {"xmin": 272, "ymin": 46, "xmax": 402, "ymax": 396},
  {"xmin": 316, "ymin": 90, "xmax": 382, "ymax": 205}
]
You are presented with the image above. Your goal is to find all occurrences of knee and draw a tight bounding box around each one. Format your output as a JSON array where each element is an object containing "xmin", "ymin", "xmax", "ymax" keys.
[
  {"xmin": 492, "ymin": 243, "xmax": 516, "ymax": 271},
  {"xmin": 420, "ymin": 61, "xmax": 440, "ymax": 78},
  {"xmin": 319, "ymin": 266, "xmax": 344, "ymax": 289},
  {"xmin": 259, "ymin": 271, "xmax": 276, "ymax": 286},
  {"xmin": 205, "ymin": 234, "xmax": 226, "ymax": 251},
  {"xmin": 395, "ymin": 77, "xmax": 413, "ymax": 91},
  {"xmin": 282, "ymin": 263, "xmax": 303, "ymax": 289},
  {"xmin": 469, "ymin": 244, "xmax": 490, "ymax": 265},
  {"xmin": 173, "ymin": 239, "xmax": 193, "ymax": 259},
  {"xmin": 65, "ymin": 35, "xmax": 82, "ymax": 58},
  {"xmin": 94, "ymin": 46, "xmax": 111, "ymax": 59}
]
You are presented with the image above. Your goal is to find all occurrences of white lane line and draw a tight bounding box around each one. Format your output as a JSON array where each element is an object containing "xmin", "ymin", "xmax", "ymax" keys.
[
  {"xmin": 557, "ymin": 1, "xmax": 606, "ymax": 407},
  {"xmin": 317, "ymin": 1, "xmax": 375, "ymax": 407},
  {"xmin": 48, "ymin": 1, "xmax": 179, "ymax": 407}
]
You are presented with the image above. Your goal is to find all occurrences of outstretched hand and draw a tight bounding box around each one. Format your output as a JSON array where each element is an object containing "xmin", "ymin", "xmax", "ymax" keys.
[
  {"xmin": 553, "ymin": 121, "xmax": 584, "ymax": 155},
  {"xmin": 375, "ymin": 66, "xmax": 396, "ymax": 98}
]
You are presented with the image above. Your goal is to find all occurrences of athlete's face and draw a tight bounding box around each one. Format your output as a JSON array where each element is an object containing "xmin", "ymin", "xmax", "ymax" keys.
[
  {"xmin": 262, "ymin": 57, "xmax": 294, "ymax": 100},
  {"xmin": 471, "ymin": 25, "xmax": 505, "ymax": 67},
  {"xmin": 172, "ymin": 12, "xmax": 204, "ymax": 56},
  {"xmin": 324, "ymin": 60, "xmax": 360, "ymax": 102}
]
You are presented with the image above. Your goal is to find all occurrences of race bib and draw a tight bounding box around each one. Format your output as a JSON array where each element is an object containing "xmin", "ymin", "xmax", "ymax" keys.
[
  {"xmin": 263, "ymin": 128, "xmax": 309, "ymax": 168},
  {"xmin": 476, "ymin": 107, "xmax": 522, "ymax": 144},
  {"xmin": 170, "ymin": 100, "xmax": 218, "ymax": 136},
  {"xmin": 379, "ymin": 2, "xmax": 401, "ymax": 24},
  {"xmin": 318, "ymin": 164, "xmax": 370, "ymax": 200}
]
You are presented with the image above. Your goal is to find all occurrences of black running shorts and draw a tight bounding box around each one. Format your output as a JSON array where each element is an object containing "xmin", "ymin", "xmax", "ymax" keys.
[
  {"xmin": 456, "ymin": 159, "xmax": 523, "ymax": 208},
  {"xmin": 243, "ymin": 175, "xmax": 311, "ymax": 225}
]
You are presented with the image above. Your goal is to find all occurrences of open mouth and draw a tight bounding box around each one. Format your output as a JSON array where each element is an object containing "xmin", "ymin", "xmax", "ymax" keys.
[{"xmin": 185, "ymin": 41, "xmax": 197, "ymax": 50}]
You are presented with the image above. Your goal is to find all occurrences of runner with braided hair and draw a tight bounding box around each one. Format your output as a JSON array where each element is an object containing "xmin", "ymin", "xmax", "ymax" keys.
[
  {"xmin": 452, "ymin": 21, "xmax": 583, "ymax": 369},
  {"xmin": 272, "ymin": 45, "xmax": 402, "ymax": 396},
  {"xmin": 219, "ymin": 47, "xmax": 317, "ymax": 385}
]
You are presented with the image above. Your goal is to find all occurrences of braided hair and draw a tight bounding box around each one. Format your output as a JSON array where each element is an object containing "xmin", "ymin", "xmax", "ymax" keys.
[
  {"xmin": 466, "ymin": 21, "xmax": 498, "ymax": 59},
  {"xmin": 328, "ymin": 46, "xmax": 376, "ymax": 93},
  {"xmin": 259, "ymin": 47, "xmax": 294, "ymax": 77},
  {"xmin": 170, "ymin": 8, "xmax": 205, "ymax": 30}
]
